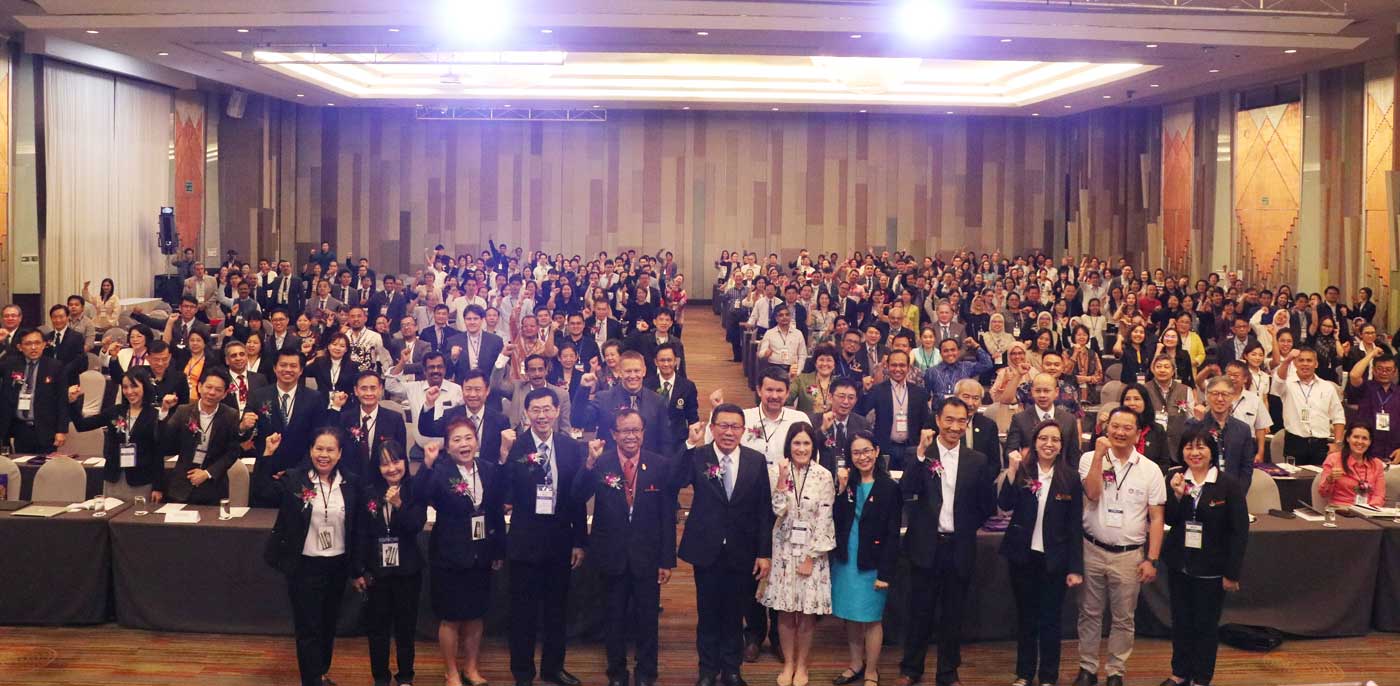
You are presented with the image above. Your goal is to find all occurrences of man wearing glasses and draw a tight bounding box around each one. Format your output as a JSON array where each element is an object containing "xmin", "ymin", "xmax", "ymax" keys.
[{"xmin": 1198, "ymin": 376, "xmax": 1257, "ymax": 486}]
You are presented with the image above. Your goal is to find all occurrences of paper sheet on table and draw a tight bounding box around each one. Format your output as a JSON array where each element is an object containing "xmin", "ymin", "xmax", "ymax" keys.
[
  {"xmin": 165, "ymin": 510, "xmax": 201, "ymax": 524},
  {"xmin": 226, "ymin": 507, "xmax": 250, "ymax": 518},
  {"xmin": 1299, "ymin": 465, "xmax": 1323, "ymax": 473},
  {"xmin": 73, "ymin": 496, "xmax": 122, "ymax": 511},
  {"xmin": 426, "ymin": 506, "xmax": 436, "ymax": 524},
  {"xmin": 155, "ymin": 503, "xmax": 185, "ymax": 514},
  {"xmin": 240, "ymin": 457, "xmax": 257, "ymax": 468},
  {"xmin": 10, "ymin": 455, "xmax": 36, "ymax": 464},
  {"xmin": 1292, "ymin": 509, "xmax": 1325, "ymax": 522},
  {"xmin": 83, "ymin": 457, "xmax": 105, "ymax": 467},
  {"xmin": 165, "ymin": 456, "xmax": 178, "ymax": 464}
]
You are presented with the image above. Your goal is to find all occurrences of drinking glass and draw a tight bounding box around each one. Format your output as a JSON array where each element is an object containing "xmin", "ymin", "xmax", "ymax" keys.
[
  {"xmin": 1285, "ymin": 456, "xmax": 1297, "ymax": 468},
  {"xmin": 134, "ymin": 495, "xmax": 148, "ymax": 516},
  {"xmin": 1323, "ymin": 505, "xmax": 1338, "ymax": 528},
  {"xmin": 93, "ymin": 497, "xmax": 107, "ymax": 518},
  {"xmin": 219, "ymin": 498, "xmax": 232, "ymax": 521}
]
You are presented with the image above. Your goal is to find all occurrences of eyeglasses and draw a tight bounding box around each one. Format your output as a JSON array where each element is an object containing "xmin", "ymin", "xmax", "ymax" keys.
[
  {"xmin": 712, "ymin": 422, "xmax": 744, "ymax": 432},
  {"xmin": 850, "ymin": 447, "xmax": 878, "ymax": 457},
  {"xmin": 614, "ymin": 428, "xmax": 643, "ymax": 436}
]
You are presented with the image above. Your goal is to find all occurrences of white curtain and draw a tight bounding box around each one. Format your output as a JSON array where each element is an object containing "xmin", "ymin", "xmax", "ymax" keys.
[{"xmin": 43, "ymin": 62, "xmax": 170, "ymax": 303}]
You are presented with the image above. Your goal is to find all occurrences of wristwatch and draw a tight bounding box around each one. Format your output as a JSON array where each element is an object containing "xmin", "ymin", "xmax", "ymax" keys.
[{"xmin": 1147, "ymin": 557, "xmax": 1160, "ymax": 567}]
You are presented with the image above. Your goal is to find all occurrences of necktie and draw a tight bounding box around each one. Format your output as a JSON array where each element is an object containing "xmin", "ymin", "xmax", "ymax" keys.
[
  {"xmin": 629, "ymin": 394, "xmax": 639, "ymax": 410},
  {"xmin": 836, "ymin": 422, "xmax": 847, "ymax": 457},
  {"xmin": 660, "ymin": 381, "xmax": 672, "ymax": 400},
  {"xmin": 942, "ymin": 325, "xmax": 950, "ymax": 340},
  {"xmin": 360, "ymin": 414, "xmax": 372, "ymax": 443},
  {"xmin": 20, "ymin": 361, "xmax": 35, "ymax": 421},
  {"xmin": 320, "ymin": 298, "xmax": 327, "ymax": 311},
  {"xmin": 360, "ymin": 289, "xmax": 368, "ymax": 303},
  {"xmin": 280, "ymin": 279, "xmax": 289, "ymax": 303},
  {"xmin": 721, "ymin": 454, "xmax": 735, "ymax": 498},
  {"xmin": 280, "ymin": 392, "xmax": 292, "ymax": 422},
  {"xmin": 470, "ymin": 414, "xmax": 481, "ymax": 433},
  {"xmin": 622, "ymin": 457, "xmax": 638, "ymax": 508},
  {"xmin": 53, "ymin": 330, "xmax": 61, "ymax": 348},
  {"xmin": 538, "ymin": 444, "xmax": 553, "ymax": 485},
  {"xmin": 236, "ymin": 375, "xmax": 248, "ymax": 404}
]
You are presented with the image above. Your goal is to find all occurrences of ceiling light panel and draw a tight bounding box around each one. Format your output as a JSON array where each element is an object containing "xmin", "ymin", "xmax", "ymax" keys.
[{"xmin": 239, "ymin": 50, "xmax": 1156, "ymax": 108}]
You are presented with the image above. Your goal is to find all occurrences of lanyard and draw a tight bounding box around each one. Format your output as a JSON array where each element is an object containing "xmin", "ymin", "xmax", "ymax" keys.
[
  {"xmin": 1297, "ymin": 379, "xmax": 1317, "ymax": 408},
  {"xmin": 316, "ymin": 473, "xmax": 336, "ymax": 522},
  {"xmin": 1378, "ymin": 385, "xmax": 1395, "ymax": 408},
  {"xmin": 791, "ymin": 466, "xmax": 810, "ymax": 508},
  {"xmin": 891, "ymin": 383, "xmax": 908, "ymax": 412},
  {"xmin": 1109, "ymin": 458, "xmax": 1135, "ymax": 497}
]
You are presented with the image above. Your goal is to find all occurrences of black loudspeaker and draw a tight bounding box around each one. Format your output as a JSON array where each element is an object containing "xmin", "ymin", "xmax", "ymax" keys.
[
  {"xmin": 159, "ymin": 207, "xmax": 177, "ymax": 255},
  {"xmin": 153, "ymin": 274, "xmax": 182, "ymax": 307}
]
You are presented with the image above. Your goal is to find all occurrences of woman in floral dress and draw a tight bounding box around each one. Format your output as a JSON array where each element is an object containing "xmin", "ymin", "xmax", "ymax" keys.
[{"xmin": 762, "ymin": 423, "xmax": 835, "ymax": 686}]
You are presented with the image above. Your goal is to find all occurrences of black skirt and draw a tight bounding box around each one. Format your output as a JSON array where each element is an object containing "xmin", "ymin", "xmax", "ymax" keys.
[{"xmin": 430, "ymin": 565, "xmax": 492, "ymax": 621}]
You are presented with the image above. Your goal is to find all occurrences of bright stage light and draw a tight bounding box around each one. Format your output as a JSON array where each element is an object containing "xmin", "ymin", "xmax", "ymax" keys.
[
  {"xmin": 439, "ymin": 0, "xmax": 511, "ymax": 44},
  {"xmin": 898, "ymin": 0, "xmax": 951, "ymax": 41}
]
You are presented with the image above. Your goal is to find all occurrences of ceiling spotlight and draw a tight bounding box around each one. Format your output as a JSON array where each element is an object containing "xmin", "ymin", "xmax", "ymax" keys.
[
  {"xmin": 157, "ymin": 51, "xmax": 169, "ymax": 56},
  {"xmin": 1209, "ymin": 68, "xmax": 1220, "ymax": 73},
  {"xmin": 1284, "ymin": 48, "xmax": 1297, "ymax": 53},
  {"xmin": 1145, "ymin": 43, "xmax": 1157, "ymax": 48},
  {"xmin": 237, "ymin": 28, "xmax": 250, "ymax": 33},
  {"xmin": 859, "ymin": 109, "xmax": 867, "ymax": 113},
  {"xmin": 592, "ymin": 104, "xmax": 600, "ymax": 108},
  {"xmin": 296, "ymin": 93, "xmax": 305, "ymax": 97},
  {"xmin": 898, "ymin": 0, "xmax": 952, "ymax": 41},
  {"xmin": 1149, "ymin": 83, "xmax": 1160, "ymax": 88},
  {"xmin": 85, "ymin": 30, "xmax": 99, "ymax": 34},
  {"xmin": 388, "ymin": 28, "xmax": 400, "ymax": 32},
  {"xmin": 327, "ymin": 103, "xmax": 336, "ymax": 106},
  {"xmin": 503, "ymin": 104, "xmax": 512, "ymax": 108},
  {"xmin": 696, "ymin": 31, "xmax": 709, "ymax": 36},
  {"xmin": 850, "ymin": 34, "xmax": 863, "ymax": 39},
  {"xmin": 1031, "ymin": 113, "xmax": 1040, "ymax": 117},
  {"xmin": 1103, "ymin": 95, "xmax": 1112, "ymax": 99},
  {"xmin": 771, "ymin": 107, "xmax": 780, "ymax": 111},
  {"xmin": 1000, "ymin": 38, "xmax": 1013, "ymax": 43},
  {"xmin": 945, "ymin": 110, "xmax": 954, "ymax": 114},
  {"xmin": 682, "ymin": 106, "xmax": 691, "ymax": 110},
  {"xmin": 541, "ymin": 28, "xmax": 553, "ymax": 34},
  {"xmin": 439, "ymin": 0, "xmax": 511, "ymax": 43},
  {"xmin": 1063, "ymin": 104, "xmax": 1072, "ymax": 109}
]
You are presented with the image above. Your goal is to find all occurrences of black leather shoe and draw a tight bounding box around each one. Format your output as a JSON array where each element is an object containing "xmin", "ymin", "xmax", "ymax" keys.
[
  {"xmin": 1105, "ymin": 677, "xmax": 1123, "ymax": 686},
  {"xmin": 742, "ymin": 641, "xmax": 760, "ymax": 663},
  {"xmin": 608, "ymin": 677, "xmax": 628, "ymax": 686},
  {"xmin": 721, "ymin": 674, "xmax": 749, "ymax": 686},
  {"xmin": 1071, "ymin": 671, "xmax": 1097, "ymax": 686},
  {"xmin": 635, "ymin": 677, "xmax": 656, "ymax": 686},
  {"xmin": 542, "ymin": 672, "xmax": 581, "ymax": 686},
  {"xmin": 696, "ymin": 676, "xmax": 717, "ymax": 686}
]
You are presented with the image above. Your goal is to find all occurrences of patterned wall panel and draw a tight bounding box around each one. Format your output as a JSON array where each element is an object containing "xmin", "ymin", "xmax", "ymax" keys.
[
  {"xmin": 0, "ymin": 48, "xmax": 10, "ymax": 300},
  {"xmin": 1364, "ymin": 59, "xmax": 1395, "ymax": 287},
  {"xmin": 172, "ymin": 91, "xmax": 204, "ymax": 253},
  {"xmin": 1161, "ymin": 101, "xmax": 1194, "ymax": 273},
  {"xmin": 1234, "ymin": 102, "xmax": 1303, "ymax": 285}
]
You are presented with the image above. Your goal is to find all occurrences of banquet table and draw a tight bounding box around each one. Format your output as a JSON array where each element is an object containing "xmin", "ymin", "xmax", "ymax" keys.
[
  {"xmin": 0, "ymin": 501, "xmax": 126, "ymax": 625},
  {"xmin": 107, "ymin": 505, "xmax": 605, "ymax": 639},
  {"xmin": 1364, "ymin": 515, "xmax": 1400, "ymax": 631},
  {"xmin": 1269, "ymin": 469, "xmax": 1318, "ymax": 510}
]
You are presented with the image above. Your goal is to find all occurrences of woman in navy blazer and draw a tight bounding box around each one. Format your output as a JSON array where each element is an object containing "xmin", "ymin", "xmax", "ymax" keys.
[
  {"xmin": 418, "ymin": 416, "xmax": 505, "ymax": 686},
  {"xmin": 1161, "ymin": 423, "xmax": 1248, "ymax": 686},
  {"xmin": 66, "ymin": 366, "xmax": 164, "ymax": 500},
  {"xmin": 358, "ymin": 440, "xmax": 427, "ymax": 686},
  {"xmin": 997, "ymin": 420, "xmax": 1084, "ymax": 686}
]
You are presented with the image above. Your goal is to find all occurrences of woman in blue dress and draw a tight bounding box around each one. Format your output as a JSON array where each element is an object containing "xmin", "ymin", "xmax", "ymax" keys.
[{"xmin": 830, "ymin": 431, "xmax": 902, "ymax": 686}]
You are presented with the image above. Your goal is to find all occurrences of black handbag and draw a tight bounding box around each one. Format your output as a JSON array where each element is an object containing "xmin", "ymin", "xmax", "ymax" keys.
[{"xmin": 1218, "ymin": 623, "xmax": 1284, "ymax": 652}]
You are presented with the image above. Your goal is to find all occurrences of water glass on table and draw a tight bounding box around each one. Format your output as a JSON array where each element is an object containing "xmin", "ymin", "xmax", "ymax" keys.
[
  {"xmin": 134, "ymin": 495, "xmax": 148, "ymax": 516},
  {"xmin": 93, "ymin": 497, "xmax": 107, "ymax": 518},
  {"xmin": 1323, "ymin": 505, "xmax": 1338, "ymax": 528},
  {"xmin": 219, "ymin": 498, "xmax": 232, "ymax": 521}
]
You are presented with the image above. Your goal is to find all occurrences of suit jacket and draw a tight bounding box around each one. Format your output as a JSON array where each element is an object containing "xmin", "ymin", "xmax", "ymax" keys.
[
  {"xmin": 830, "ymin": 473, "xmax": 902, "ymax": 583},
  {"xmin": 1162, "ymin": 471, "xmax": 1249, "ymax": 580},
  {"xmin": 264, "ymin": 466, "xmax": 367, "ymax": 577},
  {"xmin": 855, "ymin": 381, "xmax": 932, "ymax": 454},
  {"xmin": 418, "ymin": 404, "xmax": 510, "ymax": 465},
  {"xmin": 70, "ymin": 401, "xmax": 163, "ymax": 487},
  {"xmin": 502, "ymin": 432, "xmax": 589, "ymax": 563},
  {"xmin": 671, "ymin": 443, "xmax": 774, "ymax": 570},
  {"xmin": 305, "ymin": 356, "xmax": 358, "ymax": 398},
  {"xmin": 571, "ymin": 450, "xmax": 677, "ymax": 577},
  {"xmin": 44, "ymin": 328, "xmax": 87, "ymax": 385},
  {"xmin": 624, "ymin": 331, "xmax": 687, "ymax": 378},
  {"xmin": 268, "ymin": 275, "xmax": 305, "ymax": 315},
  {"xmin": 338, "ymin": 404, "xmax": 408, "ymax": 479},
  {"xmin": 555, "ymin": 336, "xmax": 601, "ymax": 374},
  {"xmin": 416, "ymin": 458, "xmax": 505, "ymax": 569},
  {"xmin": 0, "ymin": 356, "xmax": 72, "ymax": 449},
  {"xmin": 1005, "ymin": 406, "xmax": 1081, "ymax": 465},
  {"xmin": 997, "ymin": 469, "xmax": 1084, "ymax": 575},
  {"xmin": 184, "ymin": 275, "xmax": 221, "ymax": 321},
  {"xmin": 899, "ymin": 444, "xmax": 997, "ymax": 576},
  {"xmin": 247, "ymin": 384, "xmax": 332, "ymax": 507},
  {"xmin": 305, "ymin": 296, "xmax": 343, "ymax": 321},
  {"xmin": 1215, "ymin": 334, "xmax": 1260, "ymax": 366},
  {"xmin": 420, "ymin": 325, "xmax": 460, "ymax": 355},
  {"xmin": 222, "ymin": 369, "xmax": 269, "ymax": 414},
  {"xmin": 358, "ymin": 477, "xmax": 428, "ymax": 578},
  {"xmin": 585, "ymin": 317, "xmax": 625, "ymax": 344},
  {"xmin": 644, "ymin": 373, "xmax": 699, "ymax": 454},
  {"xmin": 573, "ymin": 385, "xmax": 672, "ymax": 456},
  {"xmin": 814, "ymin": 413, "xmax": 871, "ymax": 475},
  {"xmin": 453, "ymin": 331, "xmax": 505, "ymax": 380},
  {"xmin": 158, "ymin": 402, "xmax": 242, "ymax": 504}
]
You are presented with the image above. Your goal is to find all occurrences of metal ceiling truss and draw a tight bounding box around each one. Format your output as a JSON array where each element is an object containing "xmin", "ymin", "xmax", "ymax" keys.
[{"xmin": 415, "ymin": 106, "xmax": 607, "ymax": 122}]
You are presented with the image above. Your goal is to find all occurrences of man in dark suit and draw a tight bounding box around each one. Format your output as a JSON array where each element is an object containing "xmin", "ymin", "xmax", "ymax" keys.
[
  {"xmin": 1005, "ymin": 374, "xmax": 1082, "ymax": 465},
  {"xmin": 814, "ymin": 377, "xmax": 870, "ymax": 474},
  {"xmin": 855, "ymin": 349, "xmax": 931, "ymax": 470},
  {"xmin": 270, "ymin": 261, "xmax": 305, "ymax": 316},
  {"xmin": 247, "ymin": 350, "xmax": 335, "ymax": 507},
  {"xmin": 369, "ymin": 275, "xmax": 412, "ymax": 333},
  {"xmin": 0, "ymin": 328, "xmax": 70, "ymax": 453},
  {"xmin": 157, "ymin": 367, "xmax": 246, "ymax": 504},
  {"xmin": 419, "ymin": 369, "xmax": 510, "ymax": 465},
  {"xmin": 337, "ymin": 370, "xmax": 408, "ymax": 479},
  {"xmin": 386, "ymin": 316, "xmax": 432, "ymax": 378},
  {"xmin": 1215, "ymin": 316, "xmax": 1259, "ymax": 366},
  {"xmin": 221, "ymin": 340, "xmax": 268, "ymax": 415},
  {"xmin": 573, "ymin": 351, "xmax": 672, "ymax": 456},
  {"xmin": 625, "ymin": 308, "xmax": 687, "ymax": 378},
  {"xmin": 671, "ymin": 404, "xmax": 773, "ymax": 686},
  {"xmin": 643, "ymin": 342, "xmax": 698, "ymax": 457},
  {"xmin": 454, "ymin": 305, "xmax": 504, "ymax": 380},
  {"xmin": 572, "ymin": 410, "xmax": 675, "ymax": 686},
  {"xmin": 503, "ymin": 387, "xmax": 589, "ymax": 686},
  {"xmin": 586, "ymin": 298, "xmax": 627, "ymax": 346},
  {"xmin": 897, "ymin": 398, "xmax": 998, "ymax": 686},
  {"xmin": 44, "ymin": 304, "xmax": 87, "ymax": 385},
  {"xmin": 420, "ymin": 304, "xmax": 461, "ymax": 355},
  {"xmin": 265, "ymin": 308, "xmax": 302, "ymax": 356},
  {"xmin": 949, "ymin": 379, "xmax": 1003, "ymax": 469},
  {"xmin": 855, "ymin": 325, "xmax": 889, "ymax": 375},
  {"xmin": 557, "ymin": 312, "xmax": 603, "ymax": 373},
  {"xmin": 163, "ymin": 296, "xmax": 213, "ymax": 370}
]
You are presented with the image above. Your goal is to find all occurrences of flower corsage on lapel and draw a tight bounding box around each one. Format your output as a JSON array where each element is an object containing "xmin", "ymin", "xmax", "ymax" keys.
[
  {"xmin": 298, "ymin": 487, "xmax": 316, "ymax": 509},
  {"xmin": 927, "ymin": 458, "xmax": 945, "ymax": 479},
  {"xmin": 1026, "ymin": 479, "xmax": 1043, "ymax": 496},
  {"xmin": 602, "ymin": 473, "xmax": 624, "ymax": 490},
  {"xmin": 705, "ymin": 463, "xmax": 724, "ymax": 481}
]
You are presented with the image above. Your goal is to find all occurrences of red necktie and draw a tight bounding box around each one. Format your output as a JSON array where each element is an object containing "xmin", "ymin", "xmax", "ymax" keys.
[
  {"xmin": 622, "ymin": 457, "xmax": 638, "ymax": 508},
  {"xmin": 237, "ymin": 375, "xmax": 248, "ymax": 404}
]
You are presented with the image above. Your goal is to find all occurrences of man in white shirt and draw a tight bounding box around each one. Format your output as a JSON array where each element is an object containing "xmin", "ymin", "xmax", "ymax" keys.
[
  {"xmin": 1074, "ymin": 407, "xmax": 1166, "ymax": 686},
  {"xmin": 1223, "ymin": 361, "xmax": 1272, "ymax": 464},
  {"xmin": 386, "ymin": 351, "xmax": 463, "ymax": 456},
  {"xmin": 1271, "ymin": 347, "xmax": 1345, "ymax": 465},
  {"xmin": 744, "ymin": 280, "xmax": 780, "ymax": 335},
  {"xmin": 740, "ymin": 371, "xmax": 810, "ymax": 470},
  {"xmin": 757, "ymin": 304, "xmax": 807, "ymax": 377}
]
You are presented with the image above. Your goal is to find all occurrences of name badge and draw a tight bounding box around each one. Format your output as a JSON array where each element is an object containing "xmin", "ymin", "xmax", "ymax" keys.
[
  {"xmin": 1300, "ymin": 408, "xmax": 1311, "ymax": 423},
  {"xmin": 119, "ymin": 443, "xmax": 137, "ymax": 469},
  {"xmin": 379, "ymin": 537, "xmax": 400, "ymax": 568},
  {"xmin": 1378, "ymin": 412, "xmax": 1391, "ymax": 432},
  {"xmin": 1356, "ymin": 491, "xmax": 1370, "ymax": 507},
  {"xmin": 790, "ymin": 525, "xmax": 810, "ymax": 546},
  {"xmin": 317, "ymin": 529, "xmax": 335, "ymax": 551},
  {"xmin": 193, "ymin": 448, "xmax": 207, "ymax": 466},
  {"xmin": 894, "ymin": 415, "xmax": 908, "ymax": 435},
  {"xmin": 1105, "ymin": 506, "xmax": 1125, "ymax": 528},
  {"xmin": 836, "ymin": 456, "xmax": 847, "ymax": 469},
  {"xmin": 1135, "ymin": 374, "xmax": 1146, "ymax": 386},
  {"xmin": 1184, "ymin": 520, "xmax": 1203, "ymax": 549},
  {"xmin": 1155, "ymin": 410, "xmax": 1169, "ymax": 429},
  {"xmin": 471, "ymin": 514, "xmax": 487, "ymax": 541},
  {"xmin": 17, "ymin": 392, "xmax": 31, "ymax": 412},
  {"xmin": 536, "ymin": 484, "xmax": 556, "ymax": 515}
]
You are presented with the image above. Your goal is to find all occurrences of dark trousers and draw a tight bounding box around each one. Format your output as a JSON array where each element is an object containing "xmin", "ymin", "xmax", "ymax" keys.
[
  {"xmin": 509, "ymin": 559, "xmax": 572, "ymax": 681},
  {"xmin": 1008, "ymin": 553, "xmax": 1069, "ymax": 684},
  {"xmin": 286, "ymin": 555, "xmax": 349, "ymax": 686},
  {"xmin": 1168, "ymin": 569, "xmax": 1226, "ymax": 685},
  {"xmin": 884, "ymin": 444, "xmax": 916, "ymax": 473},
  {"xmin": 11, "ymin": 422, "xmax": 54, "ymax": 454},
  {"xmin": 605, "ymin": 571, "xmax": 662, "ymax": 680},
  {"xmin": 743, "ymin": 601, "xmax": 779, "ymax": 648},
  {"xmin": 899, "ymin": 546, "xmax": 968, "ymax": 684},
  {"xmin": 694, "ymin": 563, "xmax": 757, "ymax": 678},
  {"xmin": 1283, "ymin": 433, "xmax": 1331, "ymax": 466},
  {"xmin": 365, "ymin": 571, "xmax": 421, "ymax": 686}
]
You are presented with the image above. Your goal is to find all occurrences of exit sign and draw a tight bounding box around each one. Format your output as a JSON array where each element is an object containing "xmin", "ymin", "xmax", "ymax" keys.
[{"xmin": 184, "ymin": 181, "xmax": 194, "ymax": 193}]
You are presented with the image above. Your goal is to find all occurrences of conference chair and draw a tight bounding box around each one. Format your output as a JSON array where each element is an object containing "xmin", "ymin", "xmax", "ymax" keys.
[
  {"xmin": 1268, "ymin": 429, "xmax": 1286, "ymax": 465},
  {"xmin": 78, "ymin": 369, "xmax": 107, "ymax": 422},
  {"xmin": 1104, "ymin": 362, "xmax": 1122, "ymax": 382},
  {"xmin": 227, "ymin": 459, "xmax": 250, "ymax": 508},
  {"xmin": 1098, "ymin": 380, "xmax": 1126, "ymax": 408},
  {"xmin": 59, "ymin": 422, "xmax": 105, "ymax": 459},
  {"xmin": 1309, "ymin": 475, "xmax": 1328, "ymax": 513},
  {"xmin": 1244, "ymin": 471, "xmax": 1281, "ymax": 514},
  {"xmin": 0, "ymin": 456, "xmax": 19, "ymax": 500},
  {"xmin": 982, "ymin": 402, "xmax": 1015, "ymax": 438},
  {"xmin": 1385, "ymin": 468, "xmax": 1400, "ymax": 504},
  {"xmin": 304, "ymin": 377, "xmax": 319, "ymax": 391},
  {"xmin": 32, "ymin": 455, "xmax": 87, "ymax": 503}
]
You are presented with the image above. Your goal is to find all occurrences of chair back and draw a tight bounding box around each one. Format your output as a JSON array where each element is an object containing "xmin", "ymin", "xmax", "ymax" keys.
[
  {"xmin": 983, "ymin": 403, "xmax": 1015, "ymax": 437},
  {"xmin": 304, "ymin": 377, "xmax": 319, "ymax": 391},
  {"xmin": 1104, "ymin": 363, "xmax": 1122, "ymax": 382},
  {"xmin": 227, "ymin": 459, "xmax": 250, "ymax": 508},
  {"xmin": 1099, "ymin": 380, "xmax": 1126, "ymax": 407},
  {"xmin": 32, "ymin": 455, "xmax": 88, "ymax": 502},
  {"xmin": 79, "ymin": 370, "xmax": 107, "ymax": 417},
  {"xmin": 0, "ymin": 456, "xmax": 19, "ymax": 500},
  {"xmin": 1268, "ymin": 429, "xmax": 1286, "ymax": 465},
  {"xmin": 1310, "ymin": 473, "xmax": 1328, "ymax": 512},
  {"xmin": 1244, "ymin": 470, "xmax": 1280, "ymax": 514},
  {"xmin": 1384, "ymin": 466, "xmax": 1400, "ymax": 504},
  {"xmin": 58, "ymin": 422, "xmax": 106, "ymax": 458}
]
